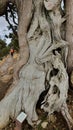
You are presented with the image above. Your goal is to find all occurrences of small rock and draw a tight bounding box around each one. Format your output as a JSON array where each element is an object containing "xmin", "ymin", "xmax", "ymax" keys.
[
  {"xmin": 41, "ymin": 121, "xmax": 48, "ymax": 128},
  {"xmin": 37, "ymin": 120, "xmax": 41, "ymax": 125},
  {"xmin": 13, "ymin": 53, "xmax": 20, "ymax": 61},
  {"xmin": 48, "ymin": 114, "xmax": 57, "ymax": 123},
  {"xmin": 8, "ymin": 67, "xmax": 13, "ymax": 74},
  {"xmin": 1, "ymin": 75, "xmax": 13, "ymax": 83}
]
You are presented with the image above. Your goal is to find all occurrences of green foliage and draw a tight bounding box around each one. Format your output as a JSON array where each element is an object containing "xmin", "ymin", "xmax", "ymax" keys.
[
  {"xmin": 2, "ymin": 46, "xmax": 10, "ymax": 56},
  {"xmin": 0, "ymin": 39, "xmax": 6, "ymax": 49},
  {"xmin": 0, "ymin": 33, "xmax": 19, "ymax": 60},
  {"xmin": 0, "ymin": 39, "xmax": 10, "ymax": 60},
  {"xmin": 8, "ymin": 33, "xmax": 19, "ymax": 52}
]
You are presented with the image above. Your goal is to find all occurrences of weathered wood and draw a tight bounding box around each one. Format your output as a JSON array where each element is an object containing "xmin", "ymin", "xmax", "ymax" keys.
[{"xmin": 0, "ymin": 0, "xmax": 73, "ymax": 129}]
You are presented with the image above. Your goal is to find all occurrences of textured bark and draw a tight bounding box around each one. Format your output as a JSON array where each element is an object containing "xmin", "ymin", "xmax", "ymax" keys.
[
  {"xmin": 66, "ymin": 0, "xmax": 73, "ymax": 72},
  {"xmin": 13, "ymin": 0, "xmax": 33, "ymax": 81},
  {"xmin": 0, "ymin": 0, "xmax": 73, "ymax": 130},
  {"xmin": 0, "ymin": 0, "xmax": 8, "ymax": 15}
]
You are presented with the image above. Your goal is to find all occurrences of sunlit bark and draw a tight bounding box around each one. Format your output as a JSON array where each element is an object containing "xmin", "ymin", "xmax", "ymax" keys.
[
  {"xmin": 0, "ymin": 0, "xmax": 73, "ymax": 129},
  {"xmin": 66, "ymin": 0, "xmax": 73, "ymax": 72}
]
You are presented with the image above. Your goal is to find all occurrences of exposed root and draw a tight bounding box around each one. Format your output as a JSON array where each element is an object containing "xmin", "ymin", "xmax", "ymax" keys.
[{"xmin": 61, "ymin": 103, "xmax": 73, "ymax": 130}]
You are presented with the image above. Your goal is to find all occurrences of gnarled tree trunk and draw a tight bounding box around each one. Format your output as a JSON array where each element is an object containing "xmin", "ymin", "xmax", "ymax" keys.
[
  {"xmin": 0, "ymin": 0, "xmax": 73, "ymax": 130},
  {"xmin": 66, "ymin": 0, "xmax": 73, "ymax": 72}
]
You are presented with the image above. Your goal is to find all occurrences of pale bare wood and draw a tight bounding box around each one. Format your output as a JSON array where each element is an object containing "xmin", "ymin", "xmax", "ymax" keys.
[{"xmin": 0, "ymin": 0, "xmax": 73, "ymax": 130}]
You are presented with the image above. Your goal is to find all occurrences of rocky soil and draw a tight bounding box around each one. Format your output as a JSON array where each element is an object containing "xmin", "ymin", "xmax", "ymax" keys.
[{"xmin": 0, "ymin": 53, "xmax": 19, "ymax": 100}]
